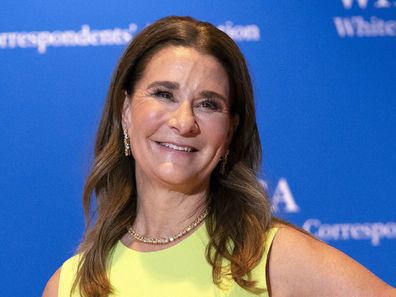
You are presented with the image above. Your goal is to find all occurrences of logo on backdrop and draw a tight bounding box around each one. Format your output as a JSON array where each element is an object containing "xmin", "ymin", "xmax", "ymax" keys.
[
  {"xmin": 333, "ymin": 0, "xmax": 396, "ymax": 38},
  {"xmin": 0, "ymin": 24, "xmax": 138, "ymax": 54},
  {"xmin": 217, "ymin": 21, "xmax": 260, "ymax": 41},
  {"xmin": 270, "ymin": 178, "xmax": 301, "ymax": 213},
  {"xmin": 340, "ymin": 0, "xmax": 396, "ymax": 9},
  {"xmin": 0, "ymin": 22, "xmax": 260, "ymax": 55},
  {"xmin": 267, "ymin": 177, "xmax": 396, "ymax": 246},
  {"xmin": 303, "ymin": 219, "xmax": 396, "ymax": 246}
]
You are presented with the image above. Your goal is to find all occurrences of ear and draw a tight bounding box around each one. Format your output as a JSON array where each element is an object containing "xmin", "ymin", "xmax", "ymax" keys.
[
  {"xmin": 227, "ymin": 114, "xmax": 239, "ymax": 146},
  {"xmin": 121, "ymin": 91, "xmax": 132, "ymax": 130}
]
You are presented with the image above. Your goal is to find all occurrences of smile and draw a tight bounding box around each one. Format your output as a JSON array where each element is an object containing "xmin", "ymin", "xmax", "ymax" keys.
[{"xmin": 157, "ymin": 142, "xmax": 196, "ymax": 152}]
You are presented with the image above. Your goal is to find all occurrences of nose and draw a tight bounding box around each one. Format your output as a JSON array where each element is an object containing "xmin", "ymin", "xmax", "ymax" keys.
[{"xmin": 168, "ymin": 101, "xmax": 199, "ymax": 135}]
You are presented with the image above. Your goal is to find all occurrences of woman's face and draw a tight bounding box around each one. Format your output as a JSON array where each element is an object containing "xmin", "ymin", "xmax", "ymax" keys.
[{"xmin": 122, "ymin": 46, "xmax": 236, "ymax": 193}]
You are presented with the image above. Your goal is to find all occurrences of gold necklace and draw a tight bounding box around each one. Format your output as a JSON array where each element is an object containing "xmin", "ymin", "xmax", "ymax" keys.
[{"xmin": 127, "ymin": 209, "xmax": 208, "ymax": 245}]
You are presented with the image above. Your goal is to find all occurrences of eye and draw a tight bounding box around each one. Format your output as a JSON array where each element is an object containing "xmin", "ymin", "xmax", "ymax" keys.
[
  {"xmin": 151, "ymin": 89, "xmax": 174, "ymax": 101},
  {"xmin": 198, "ymin": 99, "xmax": 220, "ymax": 111}
]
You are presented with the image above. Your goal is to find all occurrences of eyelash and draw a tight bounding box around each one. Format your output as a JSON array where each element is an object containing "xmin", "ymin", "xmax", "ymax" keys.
[
  {"xmin": 150, "ymin": 88, "xmax": 221, "ymax": 111},
  {"xmin": 151, "ymin": 89, "xmax": 174, "ymax": 101},
  {"xmin": 198, "ymin": 99, "xmax": 220, "ymax": 111}
]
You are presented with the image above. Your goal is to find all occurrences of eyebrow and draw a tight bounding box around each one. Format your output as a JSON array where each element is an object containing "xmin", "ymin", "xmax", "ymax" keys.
[
  {"xmin": 147, "ymin": 80, "xmax": 228, "ymax": 102},
  {"xmin": 147, "ymin": 81, "xmax": 179, "ymax": 90},
  {"xmin": 199, "ymin": 90, "xmax": 228, "ymax": 103}
]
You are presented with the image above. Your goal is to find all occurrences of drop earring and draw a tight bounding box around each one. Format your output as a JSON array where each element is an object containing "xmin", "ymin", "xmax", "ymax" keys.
[
  {"xmin": 220, "ymin": 149, "xmax": 229, "ymax": 175},
  {"xmin": 123, "ymin": 128, "xmax": 131, "ymax": 156}
]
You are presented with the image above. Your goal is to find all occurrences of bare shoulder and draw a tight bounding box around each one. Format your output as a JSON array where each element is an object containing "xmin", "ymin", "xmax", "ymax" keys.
[
  {"xmin": 42, "ymin": 268, "xmax": 61, "ymax": 297},
  {"xmin": 268, "ymin": 224, "xmax": 396, "ymax": 297}
]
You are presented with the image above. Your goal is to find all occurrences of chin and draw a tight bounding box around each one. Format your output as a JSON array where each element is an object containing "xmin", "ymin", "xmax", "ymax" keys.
[
  {"xmin": 158, "ymin": 171, "xmax": 196, "ymax": 185},
  {"xmin": 156, "ymin": 169, "xmax": 207, "ymax": 192}
]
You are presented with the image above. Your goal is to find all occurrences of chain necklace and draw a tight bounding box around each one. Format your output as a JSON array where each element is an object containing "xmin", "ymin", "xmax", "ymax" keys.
[{"xmin": 127, "ymin": 209, "xmax": 208, "ymax": 245}]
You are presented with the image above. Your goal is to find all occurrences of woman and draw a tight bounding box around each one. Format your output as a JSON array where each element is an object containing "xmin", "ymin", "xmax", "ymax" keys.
[{"xmin": 43, "ymin": 16, "xmax": 396, "ymax": 297}]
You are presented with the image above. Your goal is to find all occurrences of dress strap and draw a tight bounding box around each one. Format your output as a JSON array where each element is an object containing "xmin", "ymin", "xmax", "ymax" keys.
[
  {"xmin": 262, "ymin": 227, "xmax": 279, "ymax": 294},
  {"xmin": 264, "ymin": 227, "xmax": 279, "ymax": 254}
]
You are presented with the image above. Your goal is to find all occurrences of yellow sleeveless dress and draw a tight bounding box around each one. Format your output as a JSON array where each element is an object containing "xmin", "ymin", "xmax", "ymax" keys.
[{"xmin": 58, "ymin": 224, "xmax": 278, "ymax": 297}]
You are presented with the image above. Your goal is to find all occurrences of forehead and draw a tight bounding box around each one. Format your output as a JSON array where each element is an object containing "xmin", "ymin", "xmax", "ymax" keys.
[{"xmin": 137, "ymin": 46, "xmax": 230, "ymax": 93}]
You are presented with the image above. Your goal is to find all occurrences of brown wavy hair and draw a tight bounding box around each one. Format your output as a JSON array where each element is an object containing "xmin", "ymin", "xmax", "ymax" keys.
[{"xmin": 73, "ymin": 16, "xmax": 273, "ymax": 297}]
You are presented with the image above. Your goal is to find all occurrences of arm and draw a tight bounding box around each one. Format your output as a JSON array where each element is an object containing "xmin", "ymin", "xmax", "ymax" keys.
[
  {"xmin": 267, "ymin": 226, "xmax": 396, "ymax": 297},
  {"xmin": 42, "ymin": 268, "xmax": 61, "ymax": 297}
]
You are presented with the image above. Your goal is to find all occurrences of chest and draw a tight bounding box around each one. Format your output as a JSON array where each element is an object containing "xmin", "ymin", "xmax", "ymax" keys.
[{"xmin": 107, "ymin": 241, "xmax": 267, "ymax": 297}]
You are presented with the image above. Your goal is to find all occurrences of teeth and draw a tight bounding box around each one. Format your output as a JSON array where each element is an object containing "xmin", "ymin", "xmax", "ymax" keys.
[{"xmin": 160, "ymin": 142, "xmax": 193, "ymax": 152}]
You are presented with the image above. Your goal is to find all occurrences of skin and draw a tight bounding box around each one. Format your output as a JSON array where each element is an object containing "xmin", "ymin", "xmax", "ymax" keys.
[
  {"xmin": 120, "ymin": 46, "xmax": 237, "ymax": 252},
  {"xmin": 42, "ymin": 46, "xmax": 396, "ymax": 297},
  {"xmin": 268, "ymin": 226, "xmax": 396, "ymax": 297}
]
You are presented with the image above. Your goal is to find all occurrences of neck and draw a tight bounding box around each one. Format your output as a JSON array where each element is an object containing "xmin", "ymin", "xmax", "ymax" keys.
[{"xmin": 132, "ymin": 177, "xmax": 208, "ymax": 239}]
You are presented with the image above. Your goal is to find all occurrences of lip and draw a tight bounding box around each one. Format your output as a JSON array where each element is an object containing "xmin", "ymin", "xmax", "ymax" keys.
[{"xmin": 154, "ymin": 141, "xmax": 198, "ymax": 152}]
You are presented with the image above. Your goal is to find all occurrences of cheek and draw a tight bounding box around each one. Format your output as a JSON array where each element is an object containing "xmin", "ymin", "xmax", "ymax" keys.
[
  {"xmin": 130, "ymin": 101, "xmax": 167, "ymax": 134},
  {"xmin": 198, "ymin": 116, "xmax": 231, "ymax": 147}
]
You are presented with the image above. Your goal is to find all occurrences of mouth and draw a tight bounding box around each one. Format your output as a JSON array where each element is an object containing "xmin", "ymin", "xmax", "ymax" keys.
[{"xmin": 156, "ymin": 141, "xmax": 197, "ymax": 152}]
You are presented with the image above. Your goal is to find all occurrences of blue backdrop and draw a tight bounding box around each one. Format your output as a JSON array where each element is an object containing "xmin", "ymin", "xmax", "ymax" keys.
[{"xmin": 1, "ymin": 1, "xmax": 395, "ymax": 296}]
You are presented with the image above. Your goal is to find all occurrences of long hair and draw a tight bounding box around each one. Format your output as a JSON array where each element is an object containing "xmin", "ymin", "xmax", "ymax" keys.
[{"xmin": 73, "ymin": 16, "xmax": 272, "ymax": 297}]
